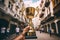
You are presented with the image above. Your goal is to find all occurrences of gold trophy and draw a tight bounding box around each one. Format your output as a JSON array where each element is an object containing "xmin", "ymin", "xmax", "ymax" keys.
[{"xmin": 25, "ymin": 7, "xmax": 37, "ymax": 39}]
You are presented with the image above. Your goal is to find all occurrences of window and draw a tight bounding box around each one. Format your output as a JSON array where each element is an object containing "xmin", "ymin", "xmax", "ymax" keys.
[
  {"xmin": 8, "ymin": 2, "xmax": 11, "ymax": 8},
  {"xmin": 8, "ymin": 2, "xmax": 13, "ymax": 10}
]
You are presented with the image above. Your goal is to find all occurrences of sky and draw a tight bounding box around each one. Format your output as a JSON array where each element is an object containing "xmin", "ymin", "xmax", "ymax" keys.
[
  {"xmin": 23, "ymin": 0, "xmax": 41, "ymax": 8},
  {"xmin": 23, "ymin": 0, "xmax": 39, "ymax": 3}
]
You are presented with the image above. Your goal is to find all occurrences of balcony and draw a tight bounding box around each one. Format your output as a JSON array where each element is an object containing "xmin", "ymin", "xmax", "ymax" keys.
[
  {"xmin": 45, "ymin": 0, "xmax": 50, "ymax": 7},
  {"xmin": 46, "ymin": 14, "xmax": 54, "ymax": 22},
  {"xmin": 41, "ymin": 13, "xmax": 54, "ymax": 25}
]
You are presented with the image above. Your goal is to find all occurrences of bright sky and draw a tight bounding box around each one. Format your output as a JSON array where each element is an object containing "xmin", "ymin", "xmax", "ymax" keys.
[{"xmin": 23, "ymin": 0, "xmax": 41, "ymax": 8}]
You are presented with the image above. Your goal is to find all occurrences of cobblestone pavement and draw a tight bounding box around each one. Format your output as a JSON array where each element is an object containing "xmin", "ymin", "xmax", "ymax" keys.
[
  {"xmin": 5, "ymin": 31, "xmax": 60, "ymax": 40},
  {"xmin": 36, "ymin": 31, "xmax": 60, "ymax": 40}
]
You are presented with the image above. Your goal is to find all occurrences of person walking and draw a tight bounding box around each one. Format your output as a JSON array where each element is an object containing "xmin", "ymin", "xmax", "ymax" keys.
[
  {"xmin": 48, "ymin": 29, "xmax": 51, "ymax": 36},
  {"xmin": 1, "ymin": 27, "xmax": 6, "ymax": 40},
  {"xmin": 16, "ymin": 27, "xmax": 20, "ymax": 36},
  {"xmin": 6, "ymin": 28, "xmax": 10, "ymax": 38}
]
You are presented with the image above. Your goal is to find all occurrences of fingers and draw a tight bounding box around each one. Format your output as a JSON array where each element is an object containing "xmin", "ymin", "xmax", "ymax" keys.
[
  {"xmin": 23, "ymin": 26, "xmax": 30, "ymax": 31},
  {"xmin": 22, "ymin": 26, "xmax": 30, "ymax": 35}
]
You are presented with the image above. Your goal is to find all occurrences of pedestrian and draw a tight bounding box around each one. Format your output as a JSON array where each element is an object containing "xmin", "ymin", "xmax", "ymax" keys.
[
  {"xmin": 1, "ymin": 27, "xmax": 6, "ymax": 40},
  {"xmin": 14, "ymin": 25, "xmax": 30, "ymax": 40},
  {"xmin": 20, "ymin": 24, "xmax": 24, "ymax": 33},
  {"xmin": 48, "ymin": 29, "xmax": 51, "ymax": 36},
  {"xmin": 40, "ymin": 29, "xmax": 41, "ymax": 33},
  {"xmin": 6, "ymin": 28, "xmax": 10, "ymax": 38},
  {"xmin": 16, "ymin": 27, "xmax": 20, "ymax": 36}
]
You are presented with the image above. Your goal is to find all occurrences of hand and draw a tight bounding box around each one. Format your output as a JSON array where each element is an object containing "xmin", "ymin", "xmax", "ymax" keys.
[
  {"xmin": 14, "ymin": 26, "xmax": 30, "ymax": 40},
  {"xmin": 23, "ymin": 26, "xmax": 30, "ymax": 32}
]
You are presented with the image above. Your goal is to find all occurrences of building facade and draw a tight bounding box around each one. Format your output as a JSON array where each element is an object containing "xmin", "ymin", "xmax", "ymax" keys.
[
  {"xmin": 0, "ymin": 0, "xmax": 28, "ymax": 39},
  {"xmin": 40, "ymin": 0, "xmax": 60, "ymax": 36}
]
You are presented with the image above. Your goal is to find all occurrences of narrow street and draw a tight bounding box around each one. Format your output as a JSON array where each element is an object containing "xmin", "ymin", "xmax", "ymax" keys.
[
  {"xmin": 36, "ymin": 31, "xmax": 60, "ymax": 40},
  {"xmin": 6, "ymin": 31, "xmax": 60, "ymax": 40},
  {"xmin": 0, "ymin": 0, "xmax": 60, "ymax": 40}
]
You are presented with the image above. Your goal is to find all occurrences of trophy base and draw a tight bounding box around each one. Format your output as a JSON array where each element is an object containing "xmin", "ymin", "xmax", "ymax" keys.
[{"xmin": 25, "ymin": 36, "xmax": 37, "ymax": 39}]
